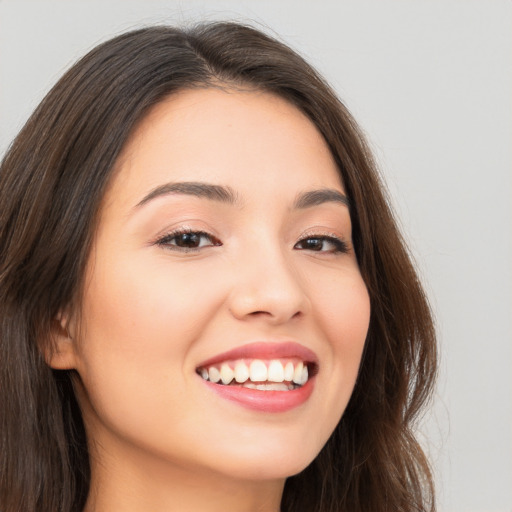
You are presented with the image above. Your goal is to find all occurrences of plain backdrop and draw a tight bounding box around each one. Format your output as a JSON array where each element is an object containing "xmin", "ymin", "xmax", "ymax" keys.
[{"xmin": 1, "ymin": 1, "xmax": 511, "ymax": 511}]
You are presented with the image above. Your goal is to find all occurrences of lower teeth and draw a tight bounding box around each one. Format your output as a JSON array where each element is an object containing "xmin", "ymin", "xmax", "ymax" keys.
[{"xmin": 233, "ymin": 382, "xmax": 297, "ymax": 391}]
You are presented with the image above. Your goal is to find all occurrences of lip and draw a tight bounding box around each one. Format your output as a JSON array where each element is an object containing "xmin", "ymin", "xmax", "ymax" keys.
[
  {"xmin": 196, "ymin": 341, "xmax": 318, "ymax": 413},
  {"xmin": 196, "ymin": 341, "xmax": 319, "ymax": 368},
  {"xmin": 202, "ymin": 378, "xmax": 315, "ymax": 412}
]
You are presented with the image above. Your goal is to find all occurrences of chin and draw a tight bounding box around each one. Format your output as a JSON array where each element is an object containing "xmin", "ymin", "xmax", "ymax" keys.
[
  {"xmin": 200, "ymin": 432, "xmax": 324, "ymax": 482},
  {"xmin": 215, "ymin": 456, "xmax": 315, "ymax": 482}
]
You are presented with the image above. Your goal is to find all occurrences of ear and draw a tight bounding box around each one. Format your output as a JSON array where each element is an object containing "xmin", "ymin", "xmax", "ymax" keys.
[{"xmin": 46, "ymin": 310, "xmax": 79, "ymax": 370}]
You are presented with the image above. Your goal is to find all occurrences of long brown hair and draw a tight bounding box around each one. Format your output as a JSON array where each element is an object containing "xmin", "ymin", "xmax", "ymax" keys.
[{"xmin": 0, "ymin": 22, "xmax": 436, "ymax": 512}]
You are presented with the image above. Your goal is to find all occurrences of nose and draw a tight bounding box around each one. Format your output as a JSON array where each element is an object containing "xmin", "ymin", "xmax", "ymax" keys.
[{"xmin": 227, "ymin": 246, "xmax": 310, "ymax": 325}]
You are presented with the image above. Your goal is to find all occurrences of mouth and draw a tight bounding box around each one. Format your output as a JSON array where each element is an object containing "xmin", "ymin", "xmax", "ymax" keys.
[
  {"xmin": 196, "ymin": 359, "xmax": 313, "ymax": 391},
  {"xmin": 195, "ymin": 342, "xmax": 318, "ymax": 412}
]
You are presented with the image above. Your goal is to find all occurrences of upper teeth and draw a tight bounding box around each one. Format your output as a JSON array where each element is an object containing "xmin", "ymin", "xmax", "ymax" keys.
[{"xmin": 198, "ymin": 359, "xmax": 309, "ymax": 386}]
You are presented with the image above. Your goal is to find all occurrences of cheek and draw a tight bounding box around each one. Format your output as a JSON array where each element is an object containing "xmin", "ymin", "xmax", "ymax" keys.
[
  {"xmin": 333, "ymin": 281, "xmax": 370, "ymax": 358},
  {"xmin": 74, "ymin": 256, "xmax": 223, "ymax": 426},
  {"xmin": 311, "ymin": 271, "xmax": 370, "ymax": 419},
  {"xmin": 80, "ymin": 253, "xmax": 222, "ymax": 351},
  {"xmin": 315, "ymin": 270, "xmax": 370, "ymax": 354}
]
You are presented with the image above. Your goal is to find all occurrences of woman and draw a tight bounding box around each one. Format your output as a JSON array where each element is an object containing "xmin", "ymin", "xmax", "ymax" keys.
[{"xmin": 0, "ymin": 22, "xmax": 437, "ymax": 512}]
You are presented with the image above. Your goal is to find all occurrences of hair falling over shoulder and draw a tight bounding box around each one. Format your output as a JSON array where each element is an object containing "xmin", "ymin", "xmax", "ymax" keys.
[{"xmin": 0, "ymin": 22, "xmax": 437, "ymax": 512}]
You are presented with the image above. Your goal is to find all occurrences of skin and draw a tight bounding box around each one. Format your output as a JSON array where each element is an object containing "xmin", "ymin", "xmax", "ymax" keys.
[{"xmin": 50, "ymin": 88, "xmax": 371, "ymax": 512}]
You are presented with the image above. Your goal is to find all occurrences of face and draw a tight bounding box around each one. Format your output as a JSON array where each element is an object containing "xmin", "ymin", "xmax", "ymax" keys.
[{"xmin": 62, "ymin": 88, "xmax": 370, "ymax": 483}]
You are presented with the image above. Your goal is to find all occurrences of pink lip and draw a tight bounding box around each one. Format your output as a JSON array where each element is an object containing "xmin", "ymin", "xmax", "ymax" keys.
[
  {"xmin": 202, "ymin": 378, "xmax": 315, "ymax": 412},
  {"xmin": 197, "ymin": 341, "xmax": 318, "ymax": 368},
  {"xmin": 197, "ymin": 341, "xmax": 318, "ymax": 413}
]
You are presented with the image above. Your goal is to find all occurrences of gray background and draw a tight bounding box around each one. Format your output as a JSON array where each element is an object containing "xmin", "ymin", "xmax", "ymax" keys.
[{"xmin": 1, "ymin": 1, "xmax": 510, "ymax": 511}]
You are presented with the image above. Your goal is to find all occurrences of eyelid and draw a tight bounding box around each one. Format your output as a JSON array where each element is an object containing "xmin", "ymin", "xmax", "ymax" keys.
[
  {"xmin": 152, "ymin": 227, "xmax": 221, "ymax": 252},
  {"xmin": 149, "ymin": 222, "xmax": 213, "ymax": 244},
  {"xmin": 296, "ymin": 227, "xmax": 347, "ymax": 243},
  {"xmin": 295, "ymin": 228, "xmax": 351, "ymax": 254}
]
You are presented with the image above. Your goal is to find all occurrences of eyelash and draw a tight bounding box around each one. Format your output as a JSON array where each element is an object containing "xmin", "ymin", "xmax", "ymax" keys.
[
  {"xmin": 154, "ymin": 229, "xmax": 349, "ymax": 254},
  {"xmin": 294, "ymin": 233, "xmax": 349, "ymax": 254},
  {"xmin": 155, "ymin": 229, "xmax": 222, "ymax": 252}
]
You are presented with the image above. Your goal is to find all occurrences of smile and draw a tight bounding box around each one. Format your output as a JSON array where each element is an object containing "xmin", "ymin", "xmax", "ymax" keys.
[
  {"xmin": 197, "ymin": 359, "xmax": 310, "ymax": 390},
  {"xmin": 196, "ymin": 342, "xmax": 318, "ymax": 412}
]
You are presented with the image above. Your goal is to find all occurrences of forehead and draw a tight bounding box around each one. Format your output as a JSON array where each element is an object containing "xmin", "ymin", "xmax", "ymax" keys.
[{"xmin": 108, "ymin": 87, "xmax": 344, "ymax": 209}]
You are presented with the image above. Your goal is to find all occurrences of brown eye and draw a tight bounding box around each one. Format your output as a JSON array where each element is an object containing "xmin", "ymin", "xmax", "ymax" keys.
[
  {"xmin": 174, "ymin": 232, "xmax": 204, "ymax": 248},
  {"xmin": 294, "ymin": 236, "xmax": 348, "ymax": 254},
  {"xmin": 156, "ymin": 231, "xmax": 222, "ymax": 252},
  {"xmin": 296, "ymin": 238, "xmax": 323, "ymax": 251}
]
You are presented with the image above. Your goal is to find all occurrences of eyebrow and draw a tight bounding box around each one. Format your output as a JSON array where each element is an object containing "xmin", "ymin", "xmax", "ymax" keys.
[
  {"xmin": 133, "ymin": 181, "xmax": 349, "ymax": 210},
  {"xmin": 135, "ymin": 181, "xmax": 239, "ymax": 209},
  {"xmin": 293, "ymin": 188, "xmax": 350, "ymax": 209}
]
